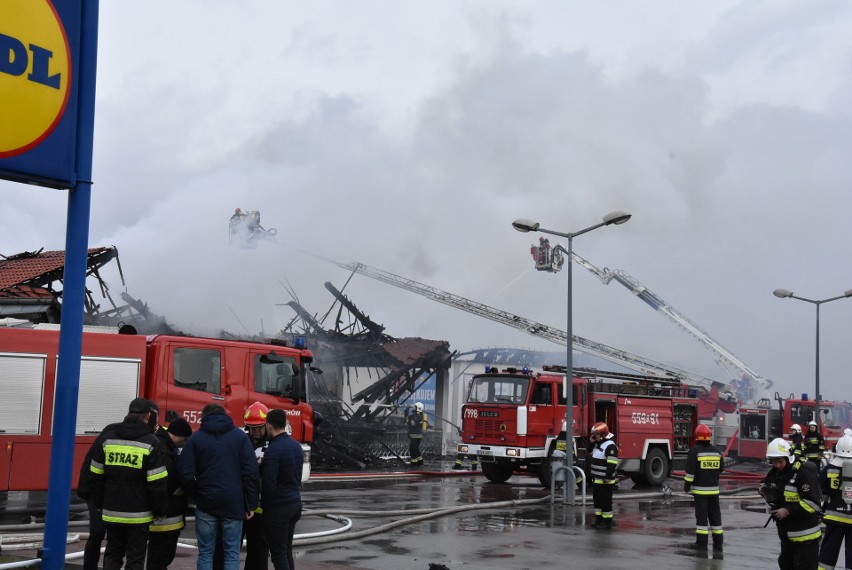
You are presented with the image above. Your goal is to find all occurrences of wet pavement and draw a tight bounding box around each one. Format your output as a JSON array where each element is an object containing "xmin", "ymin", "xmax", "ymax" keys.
[{"xmin": 0, "ymin": 461, "xmax": 826, "ymax": 569}]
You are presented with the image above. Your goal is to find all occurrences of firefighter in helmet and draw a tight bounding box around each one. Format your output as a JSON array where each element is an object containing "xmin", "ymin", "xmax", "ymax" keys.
[
  {"xmin": 243, "ymin": 402, "xmax": 270, "ymax": 569},
  {"xmin": 804, "ymin": 420, "xmax": 825, "ymax": 468},
  {"xmin": 684, "ymin": 424, "xmax": 724, "ymax": 551},
  {"xmin": 589, "ymin": 422, "xmax": 618, "ymax": 529},
  {"xmin": 406, "ymin": 402, "xmax": 429, "ymax": 467},
  {"xmin": 759, "ymin": 437, "xmax": 822, "ymax": 569},
  {"xmin": 789, "ymin": 424, "xmax": 805, "ymax": 468},
  {"xmin": 818, "ymin": 429, "xmax": 852, "ymax": 569}
]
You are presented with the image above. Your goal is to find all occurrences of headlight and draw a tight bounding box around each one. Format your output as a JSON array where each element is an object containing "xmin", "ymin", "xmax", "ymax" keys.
[
  {"xmin": 458, "ymin": 444, "xmax": 469, "ymax": 453},
  {"xmin": 506, "ymin": 448, "xmax": 519, "ymax": 457}
]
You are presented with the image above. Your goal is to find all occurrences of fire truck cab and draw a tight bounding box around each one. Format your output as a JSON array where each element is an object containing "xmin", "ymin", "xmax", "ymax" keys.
[
  {"xmin": 0, "ymin": 326, "xmax": 317, "ymax": 491},
  {"xmin": 458, "ymin": 366, "xmax": 701, "ymax": 487},
  {"xmin": 735, "ymin": 393, "xmax": 852, "ymax": 461}
]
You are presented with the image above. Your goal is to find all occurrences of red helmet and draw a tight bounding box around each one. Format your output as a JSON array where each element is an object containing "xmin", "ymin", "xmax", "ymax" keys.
[
  {"xmin": 590, "ymin": 422, "xmax": 609, "ymax": 437},
  {"xmin": 695, "ymin": 424, "xmax": 712, "ymax": 441},
  {"xmin": 235, "ymin": 208, "xmax": 242, "ymax": 214},
  {"xmin": 244, "ymin": 402, "xmax": 269, "ymax": 427}
]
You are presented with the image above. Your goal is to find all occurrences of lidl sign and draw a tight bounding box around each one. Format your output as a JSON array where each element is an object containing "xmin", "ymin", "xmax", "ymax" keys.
[{"xmin": 0, "ymin": 0, "xmax": 89, "ymax": 189}]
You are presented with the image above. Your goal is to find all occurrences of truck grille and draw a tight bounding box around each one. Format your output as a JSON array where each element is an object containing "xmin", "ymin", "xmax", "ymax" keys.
[{"xmin": 474, "ymin": 419, "xmax": 515, "ymax": 439}]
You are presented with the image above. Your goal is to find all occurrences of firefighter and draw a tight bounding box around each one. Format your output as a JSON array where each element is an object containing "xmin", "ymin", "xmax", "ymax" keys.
[
  {"xmin": 89, "ymin": 398, "xmax": 169, "ymax": 570},
  {"xmin": 789, "ymin": 424, "xmax": 805, "ymax": 467},
  {"xmin": 683, "ymin": 424, "xmax": 724, "ymax": 550},
  {"xmin": 230, "ymin": 208, "xmax": 245, "ymax": 223},
  {"xmin": 818, "ymin": 429, "xmax": 852, "ymax": 569},
  {"xmin": 759, "ymin": 437, "xmax": 822, "ymax": 569},
  {"xmin": 244, "ymin": 402, "xmax": 271, "ymax": 570},
  {"xmin": 589, "ymin": 422, "xmax": 618, "ymax": 529},
  {"xmin": 805, "ymin": 421, "xmax": 826, "ymax": 468},
  {"xmin": 146, "ymin": 418, "xmax": 192, "ymax": 570},
  {"xmin": 406, "ymin": 402, "xmax": 429, "ymax": 467}
]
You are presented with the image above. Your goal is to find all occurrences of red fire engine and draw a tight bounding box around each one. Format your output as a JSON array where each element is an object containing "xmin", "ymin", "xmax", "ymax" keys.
[
  {"xmin": 457, "ymin": 365, "xmax": 729, "ymax": 486},
  {"xmin": 0, "ymin": 326, "xmax": 317, "ymax": 491},
  {"xmin": 729, "ymin": 392, "xmax": 852, "ymax": 461}
]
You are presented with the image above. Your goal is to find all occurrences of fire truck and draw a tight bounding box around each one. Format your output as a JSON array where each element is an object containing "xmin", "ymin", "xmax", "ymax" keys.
[
  {"xmin": 457, "ymin": 365, "xmax": 717, "ymax": 487},
  {"xmin": 0, "ymin": 325, "xmax": 318, "ymax": 491},
  {"xmin": 730, "ymin": 392, "xmax": 852, "ymax": 461}
]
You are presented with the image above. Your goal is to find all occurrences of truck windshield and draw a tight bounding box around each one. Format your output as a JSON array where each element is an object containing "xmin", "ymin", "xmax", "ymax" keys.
[
  {"xmin": 467, "ymin": 376, "xmax": 530, "ymax": 405},
  {"xmin": 821, "ymin": 404, "xmax": 847, "ymax": 429}
]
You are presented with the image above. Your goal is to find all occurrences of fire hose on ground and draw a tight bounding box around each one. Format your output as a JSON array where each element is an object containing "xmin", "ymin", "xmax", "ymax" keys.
[{"xmin": 0, "ymin": 471, "xmax": 765, "ymax": 567}]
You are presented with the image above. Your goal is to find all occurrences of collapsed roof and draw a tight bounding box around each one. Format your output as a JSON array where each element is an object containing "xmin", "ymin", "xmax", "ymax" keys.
[{"xmin": 0, "ymin": 246, "xmax": 176, "ymax": 333}]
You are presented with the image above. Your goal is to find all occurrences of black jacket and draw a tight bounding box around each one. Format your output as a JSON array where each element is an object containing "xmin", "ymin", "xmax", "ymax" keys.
[
  {"xmin": 684, "ymin": 441, "xmax": 723, "ymax": 495},
  {"xmin": 260, "ymin": 433, "xmax": 303, "ymax": 513},
  {"xmin": 820, "ymin": 462, "xmax": 852, "ymax": 527},
  {"xmin": 761, "ymin": 460, "xmax": 822, "ymax": 543},
  {"xmin": 89, "ymin": 417, "xmax": 169, "ymax": 525},
  {"xmin": 149, "ymin": 429, "xmax": 189, "ymax": 532}
]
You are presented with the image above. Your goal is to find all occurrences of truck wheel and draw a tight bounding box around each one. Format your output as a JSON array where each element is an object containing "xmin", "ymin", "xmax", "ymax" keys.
[
  {"xmin": 481, "ymin": 462, "xmax": 514, "ymax": 484},
  {"xmin": 642, "ymin": 448, "xmax": 669, "ymax": 486}
]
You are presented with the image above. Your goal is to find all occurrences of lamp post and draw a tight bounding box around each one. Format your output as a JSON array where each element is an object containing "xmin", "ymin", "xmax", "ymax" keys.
[
  {"xmin": 513, "ymin": 211, "xmax": 631, "ymax": 503},
  {"xmin": 772, "ymin": 288, "xmax": 852, "ymax": 426}
]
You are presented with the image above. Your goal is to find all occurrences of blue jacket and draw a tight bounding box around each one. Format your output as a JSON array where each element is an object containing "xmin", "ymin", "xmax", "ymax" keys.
[
  {"xmin": 260, "ymin": 432, "xmax": 303, "ymax": 512},
  {"xmin": 178, "ymin": 412, "xmax": 259, "ymax": 520}
]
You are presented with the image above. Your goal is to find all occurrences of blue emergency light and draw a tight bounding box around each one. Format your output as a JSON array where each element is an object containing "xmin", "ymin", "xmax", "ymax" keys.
[{"xmin": 295, "ymin": 336, "xmax": 307, "ymax": 348}]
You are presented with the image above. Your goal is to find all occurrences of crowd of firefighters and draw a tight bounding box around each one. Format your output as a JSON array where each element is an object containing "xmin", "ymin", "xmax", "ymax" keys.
[
  {"xmin": 581, "ymin": 418, "xmax": 851, "ymax": 569},
  {"xmin": 77, "ymin": 399, "xmax": 303, "ymax": 570}
]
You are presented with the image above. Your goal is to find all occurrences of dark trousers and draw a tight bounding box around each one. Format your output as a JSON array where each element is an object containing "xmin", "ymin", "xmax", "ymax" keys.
[
  {"xmin": 263, "ymin": 501, "xmax": 302, "ymax": 570},
  {"xmin": 819, "ymin": 523, "xmax": 852, "ymax": 569},
  {"xmin": 693, "ymin": 494, "xmax": 722, "ymax": 538},
  {"xmin": 592, "ymin": 483, "xmax": 614, "ymax": 519},
  {"xmin": 83, "ymin": 499, "xmax": 106, "ymax": 570},
  {"xmin": 146, "ymin": 529, "xmax": 180, "ymax": 570},
  {"xmin": 778, "ymin": 535, "xmax": 819, "ymax": 570},
  {"xmin": 409, "ymin": 436, "xmax": 423, "ymax": 463},
  {"xmin": 103, "ymin": 523, "xmax": 149, "ymax": 570},
  {"xmin": 245, "ymin": 513, "xmax": 269, "ymax": 570}
]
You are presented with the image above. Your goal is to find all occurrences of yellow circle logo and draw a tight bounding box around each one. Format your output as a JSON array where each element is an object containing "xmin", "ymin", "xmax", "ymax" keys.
[{"xmin": 0, "ymin": 0, "xmax": 71, "ymax": 157}]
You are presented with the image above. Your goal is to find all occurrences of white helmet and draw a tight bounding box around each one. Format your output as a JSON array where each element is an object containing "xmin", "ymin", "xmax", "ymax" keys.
[
  {"xmin": 790, "ymin": 424, "xmax": 802, "ymax": 435},
  {"xmin": 766, "ymin": 438, "xmax": 794, "ymax": 463},
  {"xmin": 414, "ymin": 402, "xmax": 424, "ymax": 413},
  {"xmin": 808, "ymin": 420, "xmax": 818, "ymax": 429},
  {"xmin": 834, "ymin": 434, "xmax": 852, "ymax": 460}
]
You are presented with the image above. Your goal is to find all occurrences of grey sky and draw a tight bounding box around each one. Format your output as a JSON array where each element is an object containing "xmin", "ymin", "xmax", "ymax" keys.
[{"xmin": 2, "ymin": 1, "xmax": 852, "ymax": 400}]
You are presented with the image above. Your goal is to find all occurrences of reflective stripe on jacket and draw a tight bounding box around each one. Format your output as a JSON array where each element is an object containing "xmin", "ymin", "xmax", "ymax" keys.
[
  {"xmin": 684, "ymin": 442, "xmax": 723, "ymax": 495},
  {"xmin": 590, "ymin": 437, "xmax": 618, "ymax": 484}
]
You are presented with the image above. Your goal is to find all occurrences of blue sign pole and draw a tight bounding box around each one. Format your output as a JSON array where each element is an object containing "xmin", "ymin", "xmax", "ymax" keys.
[{"xmin": 41, "ymin": 1, "xmax": 99, "ymax": 568}]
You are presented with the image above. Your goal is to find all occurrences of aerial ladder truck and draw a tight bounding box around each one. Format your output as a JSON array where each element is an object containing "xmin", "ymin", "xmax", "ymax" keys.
[{"xmin": 316, "ymin": 254, "xmax": 735, "ymax": 420}]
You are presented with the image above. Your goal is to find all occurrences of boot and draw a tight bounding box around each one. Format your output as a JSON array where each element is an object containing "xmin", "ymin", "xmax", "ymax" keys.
[
  {"xmin": 712, "ymin": 534, "xmax": 723, "ymax": 551},
  {"xmin": 452, "ymin": 463, "xmax": 464, "ymax": 470},
  {"xmin": 601, "ymin": 518, "xmax": 613, "ymax": 530},
  {"xmin": 592, "ymin": 515, "xmax": 602, "ymax": 529},
  {"xmin": 691, "ymin": 534, "xmax": 708, "ymax": 549}
]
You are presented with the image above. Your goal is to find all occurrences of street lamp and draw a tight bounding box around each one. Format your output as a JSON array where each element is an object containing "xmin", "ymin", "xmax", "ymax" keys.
[
  {"xmin": 772, "ymin": 288, "xmax": 852, "ymax": 427},
  {"xmin": 513, "ymin": 210, "xmax": 631, "ymax": 504}
]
